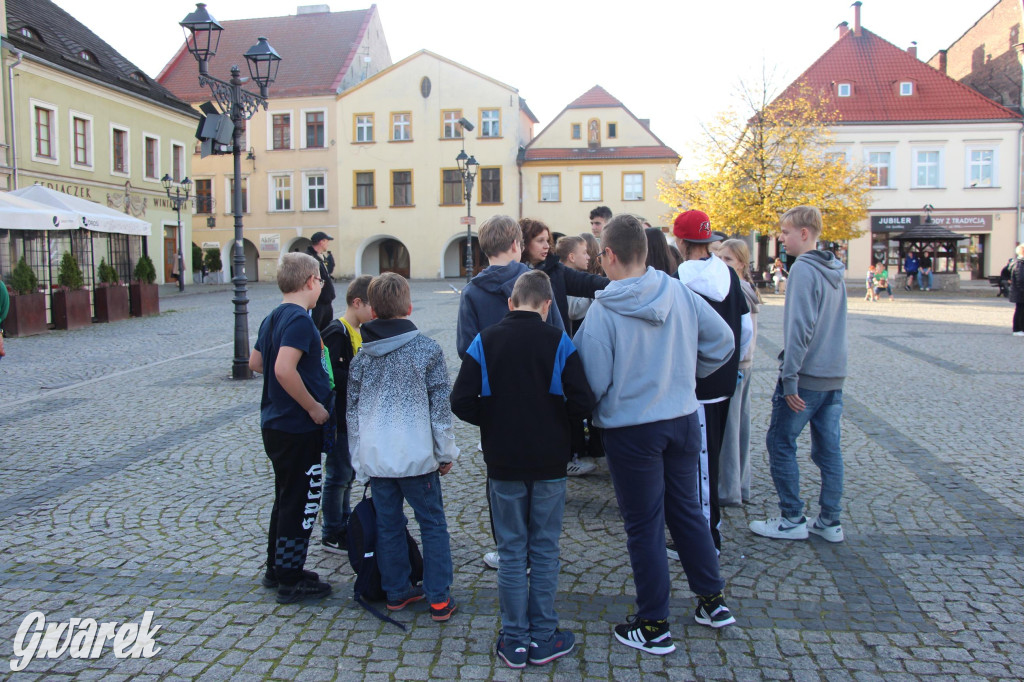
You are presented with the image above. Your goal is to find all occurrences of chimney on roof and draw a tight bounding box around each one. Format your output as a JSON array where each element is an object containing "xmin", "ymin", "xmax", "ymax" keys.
[
  {"xmin": 297, "ymin": 4, "xmax": 330, "ymax": 14},
  {"xmin": 837, "ymin": 21, "xmax": 850, "ymax": 40},
  {"xmin": 937, "ymin": 49, "xmax": 948, "ymax": 74},
  {"xmin": 908, "ymin": 41, "xmax": 918, "ymax": 59},
  {"xmin": 852, "ymin": 1, "xmax": 862, "ymax": 37}
]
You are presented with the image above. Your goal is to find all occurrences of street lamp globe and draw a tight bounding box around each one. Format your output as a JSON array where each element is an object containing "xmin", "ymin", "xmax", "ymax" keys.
[
  {"xmin": 244, "ymin": 37, "xmax": 282, "ymax": 96},
  {"xmin": 455, "ymin": 149, "xmax": 468, "ymax": 171},
  {"xmin": 179, "ymin": 3, "xmax": 223, "ymax": 74},
  {"xmin": 161, "ymin": 174, "xmax": 173, "ymax": 191}
]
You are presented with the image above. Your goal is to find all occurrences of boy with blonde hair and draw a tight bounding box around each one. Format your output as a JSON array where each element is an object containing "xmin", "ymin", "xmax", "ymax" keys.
[
  {"xmin": 750, "ymin": 206, "xmax": 848, "ymax": 543},
  {"xmin": 249, "ymin": 252, "xmax": 333, "ymax": 604}
]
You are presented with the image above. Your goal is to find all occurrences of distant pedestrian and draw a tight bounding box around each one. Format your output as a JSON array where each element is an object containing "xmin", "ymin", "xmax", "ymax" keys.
[
  {"xmin": 903, "ymin": 251, "xmax": 919, "ymax": 291},
  {"xmin": 874, "ymin": 264, "xmax": 895, "ymax": 300},
  {"xmin": 0, "ymin": 280, "xmax": 8, "ymax": 360},
  {"xmin": 918, "ymin": 251, "xmax": 934, "ymax": 291},
  {"xmin": 750, "ymin": 206, "xmax": 848, "ymax": 544},
  {"xmin": 865, "ymin": 264, "xmax": 878, "ymax": 301},
  {"xmin": 305, "ymin": 231, "xmax": 336, "ymax": 330},
  {"xmin": 451, "ymin": 270, "xmax": 595, "ymax": 668},
  {"xmin": 770, "ymin": 258, "xmax": 788, "ymax": 294},
  {"xmin": 249, "ymin": 252, "xmax": 333, "ymax": 604},
  {"xmin": 1009, "ymin": 244, "xmax": 1024, "ymax": 336}
]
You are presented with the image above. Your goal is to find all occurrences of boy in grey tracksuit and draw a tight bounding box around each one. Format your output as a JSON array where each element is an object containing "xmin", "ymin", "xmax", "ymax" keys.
[{"xmin": 750, "ymin": 206, "xmax": 848, "ymax": 543}]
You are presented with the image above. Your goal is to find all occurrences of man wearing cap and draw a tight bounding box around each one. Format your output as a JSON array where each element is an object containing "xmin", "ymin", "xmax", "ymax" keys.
[
  {"xmin": 671, "ymin": 210, "xmax": 751, "ymax": 555},
  {"xmin": 306, "ymin": 232, "xmax": 336, "ymax": 330}
]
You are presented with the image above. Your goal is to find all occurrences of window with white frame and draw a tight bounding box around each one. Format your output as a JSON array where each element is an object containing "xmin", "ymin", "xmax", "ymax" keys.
[
  {"xmin": 355, "ymin": 114, "xmax": 373, "ymax": 142},
  {"xmin": 913, "ymin": 149, "xmax": 943, "ymax": 188},
  {"xmin": 271, "ymin": 113, "xmax": 291, "ymax": 150},
  {"xmin": 71, "ymin": 114, "xmax": 92, "ymax": 168},
  {"xmin": 866, "ymin": 150, "xmax": 892, "ymax": 188},
  {"xmin": 481, "ymin": 109, "xmax": 500, "ymax": 137},
  {"xmin": 900, "ymin": 82, "xmax": 914, "ymax": 96},
  {"xmin": 111, "ymin": 126, "xmax": 128, "ymax": 175},
  {"xmin": 304, "ymin": 110, "xmax": 325, "ymax": 148},
  {"xmin": 171, "ymin": 143, "xmax": 185, "ymax": 182},
  {"xmin": 31, "ymin": 101, "xmax": 57, "ymax": 162},
  {"xmin": 304, "ymin": 172, "xmax": 326, "ymax": 210},
  {"xmin": 623, "ymin": 173, "xmax": 644, "ymax": 201},
  {"xmin": 143, "ymin": 135, "xmax": 160, "ymax": 180},
  {"xmin": 581, "ymin": 174, "xmax": 602, "ymax": 201},
  {"xmin": 442, "ymin": 110, "xmax": 462, "ymax": 139},
  {"xmin": 837, "ymin": 83, "xmax": 852, "ymax": 97},
  {"xmin": 271, "ymin": 174, "xmax": 292, "ymax": 211},
  {"xmin": 392, "ymin": 113, "xmax": 411, "ymax": 141},
  {"xmin": 540, "ymin": 174, "xmax": 560, "ymax": 202},
  {"xmin": 967, "ymin": 148, "xmax": 996, "ymax": 187}
]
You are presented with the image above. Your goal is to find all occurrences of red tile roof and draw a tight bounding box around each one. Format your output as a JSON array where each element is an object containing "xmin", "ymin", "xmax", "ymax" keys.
[
  {"xmin": 567, "ymin": 85, "xmax": 623, "ymax": 109},
  {"xmin": 781, "ymin": 27, "xmax": 1021, "ymax": 122},
  {"xmin": 157, "ymin": 6, "xmax": 377, "ymax": 101},
  {"xmin": 523, "ymin": 146, "xmax": 678, "ymax": 162}
]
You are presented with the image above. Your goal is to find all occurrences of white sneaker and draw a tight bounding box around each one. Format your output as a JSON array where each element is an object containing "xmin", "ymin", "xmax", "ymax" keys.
[
  {"xmin": 566, "ymin": 456, "xmax": 596, "ymax": 476},
  {"xmin": 483, "ymin": 551, "xmax": 500, "ymax": 569},
  {"xmin": 1013, "ymin": 331, "xmax": 1024, "ymax": 337},
  {"xmin": 749, "ymin": 516, "xmax": 808, "ymax": 540},
  {"xmin": 807, "ymin": 515, "xmax": 844, "ymax": 542}
]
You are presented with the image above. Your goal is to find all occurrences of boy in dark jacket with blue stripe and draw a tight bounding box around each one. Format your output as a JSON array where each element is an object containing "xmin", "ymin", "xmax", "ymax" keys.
[{"xmin": 451, "ymin": 270, "xmax": 595, "ymax": 669}]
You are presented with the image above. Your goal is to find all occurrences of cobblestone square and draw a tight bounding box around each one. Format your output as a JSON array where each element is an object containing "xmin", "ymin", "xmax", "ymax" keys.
[{"xmin": 1, "ymin": 280, "xmax": 1021, "ymax": 680}]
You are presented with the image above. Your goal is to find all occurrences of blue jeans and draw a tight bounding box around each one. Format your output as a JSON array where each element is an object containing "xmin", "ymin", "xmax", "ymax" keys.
[
  {"xmin": 765, "ymin": 381, "xmax": 844, "ymax": 524},
  {"xmin": 371, "ymin": 472, "xmax": 453, "ymax": 604},
  {"xmin": 917, "ymin": 269, "xmax": 934, "ymax": 290},
  {"xmin": 604, "ymin": 414, "xmax": 725, "ymax": 621},
  {"xmin": 489, "ymin": 478, "xmax": 566, "ymax": 644},
  {"xmin": 321, "ymin": 429, "xmax": 354, "ymax": 538}
]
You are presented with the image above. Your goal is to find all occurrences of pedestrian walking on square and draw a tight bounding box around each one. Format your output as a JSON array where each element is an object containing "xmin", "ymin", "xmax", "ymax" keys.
[
  {"xmin": 574, "ymin": 214, "xmax": 737, "ymax": 655},
  {"xmin": 750, "ymin": 206, "xmax": 848, "ymax": 543},
  {"xmin": 305, "ymin": 231, "xmax": 336, "ymax": 330},
  {"xmin": 1009, "ymin": 244, "xmax": 1024, "ymax": 336}
]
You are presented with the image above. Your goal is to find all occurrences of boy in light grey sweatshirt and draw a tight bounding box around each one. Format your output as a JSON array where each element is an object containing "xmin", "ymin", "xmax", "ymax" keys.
[{"xmin": 750, "ymin": 206, "xmax": 848, "ymax": 544}]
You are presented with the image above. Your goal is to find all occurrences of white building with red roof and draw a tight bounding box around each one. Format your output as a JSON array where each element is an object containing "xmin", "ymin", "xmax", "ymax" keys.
[
  {"xmin": 779, "ymin": 3, "xmax": 1022, "ymax": 284},
  {"xmin": 520, "ymin": 85, "xmax": 679, "ymax": 236}
]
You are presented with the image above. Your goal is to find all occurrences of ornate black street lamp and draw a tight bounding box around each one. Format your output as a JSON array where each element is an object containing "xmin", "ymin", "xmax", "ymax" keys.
[
  {"xmin": 161, "ymin": 174, "xmax": 192, "ymax": 293},
  {"xmin": 456, "ymin": 148, "xmax": 479, "ymax": 283},
  {"xmin": 179, "ymin": 3, "xmax": 281, "ymax": 380}
]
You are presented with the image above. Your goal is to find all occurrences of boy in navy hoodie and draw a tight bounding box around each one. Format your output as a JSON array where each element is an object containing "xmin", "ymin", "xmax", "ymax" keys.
[
  {"xmin": 574, "ymin": 215, "xmax": 737, "ymax": 655},
  {"xmin": 451, "ymin": 270, "xmax": 595, "ymax": 669},
  {"xmin": 750, "ymin": 206, "xmax": 848, "ymax": 543}
]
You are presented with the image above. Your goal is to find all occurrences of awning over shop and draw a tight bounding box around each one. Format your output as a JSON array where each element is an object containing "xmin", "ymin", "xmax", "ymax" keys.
[
  {"xmin": 10, "ymin": 185, "xmax": 151, "ymax": 236},
  {"xmin": 0, "ymin": 191, "xmax": 78, "ymax": 231}
]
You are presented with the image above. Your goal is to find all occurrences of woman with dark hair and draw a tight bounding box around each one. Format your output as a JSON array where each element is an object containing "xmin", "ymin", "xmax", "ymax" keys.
[{"xmin": 645, "ymin": 227, "xmax": 676, "ymax": 275}]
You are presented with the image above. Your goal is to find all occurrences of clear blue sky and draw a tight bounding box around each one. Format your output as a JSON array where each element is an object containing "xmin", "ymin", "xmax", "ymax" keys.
[{"xmin": 52, "ymin": 0, "xmax": 1003, "ymax": 171}]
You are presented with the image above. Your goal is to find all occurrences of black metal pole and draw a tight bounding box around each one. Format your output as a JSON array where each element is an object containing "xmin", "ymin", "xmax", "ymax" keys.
[
  {"xmin": 463, "ymin": 175, "xmax": 474, "ymax": 283},
  {"xmin": 175, "ymin": 190, "xmax": 186, "ymax": 293},
  {"xmin": 229, "ymin": 66, "xmax": 252, "ymax": 380}
]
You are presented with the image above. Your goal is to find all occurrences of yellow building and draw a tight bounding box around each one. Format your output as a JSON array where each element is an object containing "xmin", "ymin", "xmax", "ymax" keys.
[
  {"xmin": 521, "ymin": 86, "xmax": 679, "ymax": 236},
  {"xmin": 2, "ymin": 0, "xmax": 199, "ymax": 284},
  {"xmin": 157, "ymin": 5, "xmax": 391, "ymax": 282},
  {"xmin": 336, "ymin": 50, "xmax": 536, "ymax": 279}
]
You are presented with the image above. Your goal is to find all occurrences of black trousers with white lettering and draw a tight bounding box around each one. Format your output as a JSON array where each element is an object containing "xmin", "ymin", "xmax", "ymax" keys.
[{"xmin": 263, "ymin": 428, "xmax": 323, "ymax": 585}]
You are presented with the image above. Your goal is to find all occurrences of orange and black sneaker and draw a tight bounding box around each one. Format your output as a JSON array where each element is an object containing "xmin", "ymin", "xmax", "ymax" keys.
[{"xmin": 430, "ymin": 596, "xmax": 458, "ymax": 621}]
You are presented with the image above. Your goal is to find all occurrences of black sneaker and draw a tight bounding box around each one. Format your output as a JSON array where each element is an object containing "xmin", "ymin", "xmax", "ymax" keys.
[
  {"xmin": 496, "ymin": 632, "xmax": 528, "ymax": 669},
  {"xmin": 613, "ymin": 615, "xmax": 675, "ymax": 655},
  {"xmin": 666, "ymin": 540, "xmax": 679, "ymax": 561},
  {"xmin": 321, "ymin": 533, "xmax": 347, "ymax": 555},
  {"xmin": 695, "ymin": 592, "xmax": 736, "ymax": 628},
  {"xmin": 430, "ymin": 596, "xmax": 458, "ymax": 622},
  {"xmin": 387, "ymin": 586, "xmax": 425, "ymax": 611},
  {"xmin": 276, "ymin": 575, "xmax": 332, "ymax": 604},
  {"xmin": 262, "ymin": 564, "xmax": 319, "ymax": 589}
]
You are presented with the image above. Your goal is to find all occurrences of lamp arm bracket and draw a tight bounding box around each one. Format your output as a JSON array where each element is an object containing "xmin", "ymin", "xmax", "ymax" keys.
[{"xmin": 199, "ymin": 75, "xmax": 268, "ymax": 120}]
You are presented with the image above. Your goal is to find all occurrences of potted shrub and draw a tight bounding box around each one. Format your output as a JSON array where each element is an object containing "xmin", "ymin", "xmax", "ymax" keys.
[
  {"xmin": 52, "ymin": 251, "xmax": 92, "ymax": 330},
  {"xmin": 2, "ymin": 257, "xmax": 48, "ymax": 337},
  {"xmin": 204, "ymin": 247, "xmax": 223, "ymax": 283},
  {"xmin": 129, "ymin": 254, "xmax": 159, "ymax": 317},
  {"xmin": 94, "ymin": 258, "xmax": 129, "ymax": 323}
]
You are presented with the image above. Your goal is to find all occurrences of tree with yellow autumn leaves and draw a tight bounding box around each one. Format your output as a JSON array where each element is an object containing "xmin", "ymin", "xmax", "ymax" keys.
[{"xmin": 659, "ymin": 80, "xmax": 871, "ymax": 241}]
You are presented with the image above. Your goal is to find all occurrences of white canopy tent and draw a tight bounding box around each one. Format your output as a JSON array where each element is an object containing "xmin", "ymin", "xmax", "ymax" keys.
[
  {"xmin": 10, "ymin": 185, "xmax": 151, "ymax": 236},
  {"xmin": 0, "ymin": 191, "xmax": 78, "ymax": 231}
]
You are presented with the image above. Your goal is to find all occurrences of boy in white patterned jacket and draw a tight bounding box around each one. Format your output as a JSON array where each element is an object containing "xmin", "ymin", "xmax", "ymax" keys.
[{"xmin": 347, "ymin": 273, "xmax": 460, "ymax": 621}]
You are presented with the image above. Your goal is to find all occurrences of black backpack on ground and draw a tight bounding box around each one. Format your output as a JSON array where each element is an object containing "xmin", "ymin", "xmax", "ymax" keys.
[{"xmin": 346, "ymin": 487, "xmax": 424, "ymax": 630}]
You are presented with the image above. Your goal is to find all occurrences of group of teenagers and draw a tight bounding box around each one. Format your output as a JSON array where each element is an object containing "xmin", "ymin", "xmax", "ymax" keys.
[{"xmin": 249, "ymin": 204, "xmax": 849, "ymax": 668}]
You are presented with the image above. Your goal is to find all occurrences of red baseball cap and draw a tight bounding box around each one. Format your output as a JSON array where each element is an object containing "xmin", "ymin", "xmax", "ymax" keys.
[{"xmin": 672, "ymin": 210, "xmax": 722, "ymax": 244}]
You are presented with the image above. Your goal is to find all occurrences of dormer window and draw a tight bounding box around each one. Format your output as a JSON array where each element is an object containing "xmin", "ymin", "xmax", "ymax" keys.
[
  {"xmin": 19, "ymin": 26, "xmax": 40, "ymax": 40},
  {"xmin": 130, "ymin": 72, "xmax": 146, "ymax": 83},
  {"xmin": 837, "ymin": 83, "xmax": 852, "ymax": 97},
  {"xmin": 78, "ymin": 50, "xmax": 97, "ymax": 63},
  {"xmin": 900, "ymin": 81, "xmax": 914, "ymax": 96}
]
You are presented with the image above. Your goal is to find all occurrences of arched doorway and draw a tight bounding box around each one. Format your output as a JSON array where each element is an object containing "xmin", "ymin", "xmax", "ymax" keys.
[
  {"xmin": 288, "ymin": 236, "xmax": 311, "ymax": 253},
  {"xmin": 224, "ymin": 239, "xmax": 260, "ymax": 282},
  {"xmin": 442, "ymin": 233, "xmax": 485, "ymax": 278},
  {"xmin": 357, "ymin": 235, "xmax": 410, "ymax": 278}
]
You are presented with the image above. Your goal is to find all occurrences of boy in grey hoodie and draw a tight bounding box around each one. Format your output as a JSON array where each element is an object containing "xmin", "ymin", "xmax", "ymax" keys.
[
  {"xmin": 750, "ymin": 206, "xmax": 848, "ymax": 544},
  {"xmin": 574, "ymin": 215, "xmax": 737, "ymax": 655}
]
